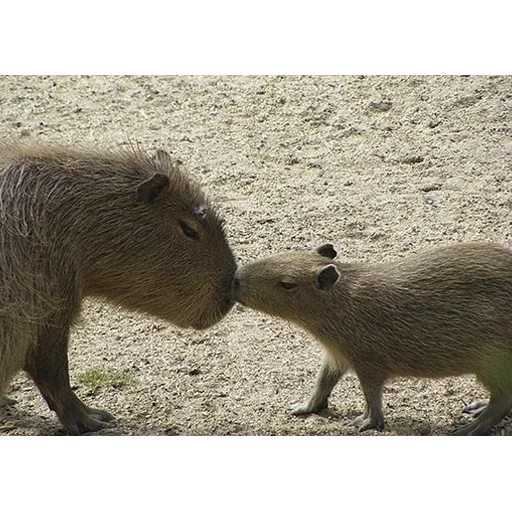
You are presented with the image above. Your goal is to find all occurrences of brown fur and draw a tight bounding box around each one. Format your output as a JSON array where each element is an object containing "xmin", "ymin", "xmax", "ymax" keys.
[
  {"xmin": 234, "ymin": 242, "xmax": 512, "ymax": 435},
  {"xmin": 0, "ymin": 143, "xmax": 237, "ymax": 434}
]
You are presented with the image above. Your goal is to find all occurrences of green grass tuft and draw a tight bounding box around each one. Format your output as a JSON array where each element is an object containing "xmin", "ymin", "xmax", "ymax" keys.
[{"xmin": 77, "ymin": 368, "xmax": 134, "ymax": 390}]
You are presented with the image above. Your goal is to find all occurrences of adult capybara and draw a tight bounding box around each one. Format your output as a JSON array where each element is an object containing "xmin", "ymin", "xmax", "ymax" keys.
[
  {"xmin": 233, "ymin": 242, "xmax": 512, "ymax": 435},
  {"xmin": 0, "ymin": 143, "xmax": 237, "ymax": 434}
]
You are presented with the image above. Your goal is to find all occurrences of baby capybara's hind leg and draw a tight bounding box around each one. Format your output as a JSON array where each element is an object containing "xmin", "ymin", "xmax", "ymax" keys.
[
  {"xmin": 455, "ymin": 360, "xmax": 512, "ymax": 435},
  {"xmin": 24, "ymin": 321, "xmax": 114, "ymax": 435},
  {"xmin": 454, "ymin": 392, "xmax": 512, "ymax": 435},
  {"xmin": 462, "ymin": 399, "xmax": 489, "ymax": 416}
]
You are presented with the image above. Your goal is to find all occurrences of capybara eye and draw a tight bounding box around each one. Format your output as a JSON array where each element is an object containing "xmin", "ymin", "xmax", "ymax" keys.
[
  {"xmin": 179, "ymin": 221, "xmax": 199, "ymax": 240},
  {"xmin": 279, "ymin": 281, "xmax": 297, "ymax": 291}
]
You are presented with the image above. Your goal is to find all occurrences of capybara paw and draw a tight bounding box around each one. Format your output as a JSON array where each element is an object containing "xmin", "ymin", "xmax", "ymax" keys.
[
  {"xmin": 352, "ymin": 414, "xmax": 384, "ymax": 432},
  {"xmin": 288, "ymin": 401, "xmax": 326, "ymax": 416},
  {"xmin": 88, "ymin": 406, "xmax": 115, "ymax": 423},
  {"xmin": 350, "ymin": 413, "xmax": 366, "ymax": 428},
  {"xmin": 62, "ymin": 408, "xmax": 116, "ymax": 435},
  {"xmin": 462, "ymin": 400, "xmax": 489, "ymax": 417},
  {"xmin": 359, "ymin": 419, "xmax": 384, "ymax": 433},
  {"xmin": 453, "ymin": 420, "xmax": 492, "ymax": 436}
]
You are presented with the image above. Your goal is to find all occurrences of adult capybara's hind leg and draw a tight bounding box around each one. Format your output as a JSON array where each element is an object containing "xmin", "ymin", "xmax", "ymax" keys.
[{"xmin": 24, "ymin": 321, "xmax": 114, "ymax": 435}]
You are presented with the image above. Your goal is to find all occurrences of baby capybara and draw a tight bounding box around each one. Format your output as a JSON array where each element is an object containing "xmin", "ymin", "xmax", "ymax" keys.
[
  {"xmin": 233, "ymin": 242, "xmax": 512, "ymax": 435},
  {"xmin": 0, "ymin": 143, "xmax": 237, "ymax": 434}
]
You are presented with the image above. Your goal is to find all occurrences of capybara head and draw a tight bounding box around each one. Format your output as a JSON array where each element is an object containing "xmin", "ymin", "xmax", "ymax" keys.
[
  {"xmin": 233, "ymin": 244, "xmax": 339, "ymax": 323},
  {"xmin": 0, "ymin": 144, "xmax": 237, "ymax": 330},
  {"xmin": 87, "ymin": 148, "xmax": 237, "ymax": 329}
]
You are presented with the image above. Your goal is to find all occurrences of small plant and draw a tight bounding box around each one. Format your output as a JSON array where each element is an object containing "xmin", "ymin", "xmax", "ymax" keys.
[{"xmin": 77, "ymin": 368, "xmax": 134, "ymax": 391}]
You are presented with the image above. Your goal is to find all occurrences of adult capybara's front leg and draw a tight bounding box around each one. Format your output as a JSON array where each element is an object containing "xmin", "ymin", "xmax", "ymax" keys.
[{"xmin": 24, "ymin": 321, "xmax": 114, "ymax": 435}]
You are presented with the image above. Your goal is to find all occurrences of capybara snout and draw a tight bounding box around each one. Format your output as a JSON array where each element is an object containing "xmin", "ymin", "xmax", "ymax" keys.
[
  {"xmin": 79, "ymin": 145, "xmax": 238, "ymax": 331},
  {"xmin": 189, "ymin": 256, "xmax": 238, "ymax": 330},
  {"xmin": 233, "ymin": 243, "xmax": 337, "ymax": 317}
]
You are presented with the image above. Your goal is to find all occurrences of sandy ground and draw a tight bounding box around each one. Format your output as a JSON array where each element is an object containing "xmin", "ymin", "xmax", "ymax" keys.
[{"xmin": 0, "ymin": 75, "xmax": 511, "ymax": 436}]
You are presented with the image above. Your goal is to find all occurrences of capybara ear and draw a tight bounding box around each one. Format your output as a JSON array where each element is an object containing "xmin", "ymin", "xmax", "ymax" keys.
[
  {"xmin": 317, "ymin": 264, "xmax": 339, "ymax": 291},
  {"xmin": 154, "ymin": 149, "xmax": 172, "ymax": 169},
  {"xmin": 136, "ymin": 173, "xmax": 170, "ymax": 205},
  {"xmin": 316, "ymin": 243, "xmax": 337, "ymax": 260}
]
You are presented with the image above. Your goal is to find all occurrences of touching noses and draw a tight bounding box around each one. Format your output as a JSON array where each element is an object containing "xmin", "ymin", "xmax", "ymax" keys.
[
  {"xmin": 232, "ymin": 276, "xmax": 240, "ymax": 296},
  {"xmin": 232, "ymin": 271, "xmax": 243, "ymax": 302}
]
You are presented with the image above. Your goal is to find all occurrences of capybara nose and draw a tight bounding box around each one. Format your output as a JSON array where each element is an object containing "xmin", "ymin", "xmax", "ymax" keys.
[
  {"xmin": 232, "ymin": 276, "xmax": 240, "ymax": 296},
  {"xmin": 232, "ymin": 271, "xmax": 244, "ymax": 302},
  {"xmin": 222, "ymin": 262, "xmax": 238, "ymax": 305}
]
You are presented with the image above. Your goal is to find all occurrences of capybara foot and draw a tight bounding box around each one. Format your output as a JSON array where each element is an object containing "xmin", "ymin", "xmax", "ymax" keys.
[
  {"xmin": 453, "ymin": 420, "xmax": 492, "ymax": 436},
  {"xmin": 351, "ymin": 414, "xmax": 384, "ymax": 433},
  {"xmin": 0, "ymin": 395, "xmax": 16, "ymax": 407},
  {"xmin": 462, "ymin": 399, "xmax": 489, "ymax": 416},
  {"xmin": 88, "ymin": 406, "xmax": 115, "ymax": 423},
  {"xmin": 61, "ymin": 405, "xmax": 115, "ymax": 435},
  {"xmin": 454, "ymin": 397, "xmax": 511, "ymax": 435},
  {"xmin": 288, "ymin": 400, "xmax": 327, "ymax": 416}
]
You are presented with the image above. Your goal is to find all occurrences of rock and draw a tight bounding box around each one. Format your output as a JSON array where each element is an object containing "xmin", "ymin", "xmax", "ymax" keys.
[{"xmin": 368, "ymin": 100, "xmax": 393, "ymax": 113}]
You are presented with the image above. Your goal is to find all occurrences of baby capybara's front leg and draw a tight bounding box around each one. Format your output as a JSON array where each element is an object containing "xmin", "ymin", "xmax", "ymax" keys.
[
  {"xmin": 289, "ymin": 355, "xmax": 346, "ymax": 415},
  {"xmin": 24, "ymin": 321, "xmax": 114, "ymax": 435}
]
